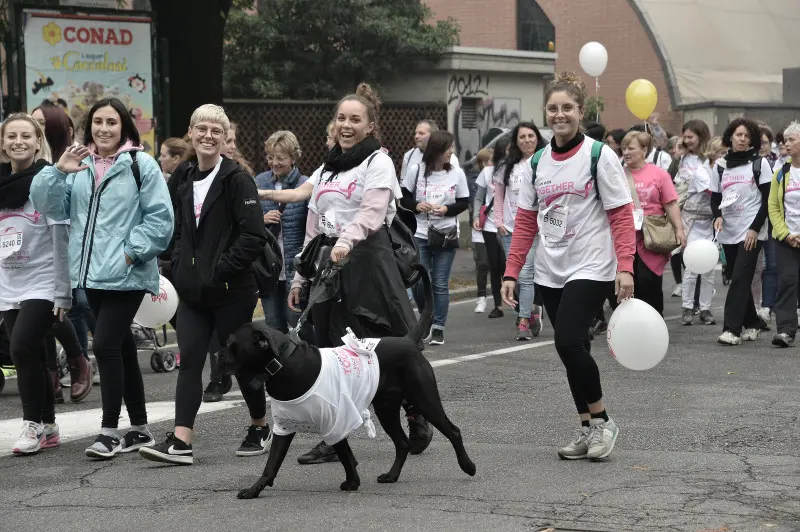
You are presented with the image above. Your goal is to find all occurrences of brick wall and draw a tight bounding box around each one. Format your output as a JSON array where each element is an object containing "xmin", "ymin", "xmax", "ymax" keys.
[
  {"xmin": 424, "ymin": 0, "xmax": 517, "ymax": 50},
  {"xmin": 426, "ymin": 0, "xmax": 683, "ymax": 135}
]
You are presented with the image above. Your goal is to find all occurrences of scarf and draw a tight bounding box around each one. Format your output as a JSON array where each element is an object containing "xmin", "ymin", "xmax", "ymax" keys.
[
  {"xmin": 551, "ymin": 132, "xmax": 585, "ymax": 154},
  {"xmin": 724, "ymin": 147, "xmax": 759, "ymax": 169},
  {"xmin": 323, "ymin": 137, "xmax": 382, "ymax": 175},
  {"xmin": 0, "ymin": 159, "xmax": 50, "ymax": 210}
]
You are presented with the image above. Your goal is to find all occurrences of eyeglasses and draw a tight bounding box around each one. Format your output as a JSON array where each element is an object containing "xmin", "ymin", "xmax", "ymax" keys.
[
  {"xmin": 267, "ymin": 155, "xmax": 290, "ymax": 163},
  {"xmin": 194, "ymin": 125, "xmax": 224, "ymax": 139},
  {"xmin": 545, "ymin": 104, "xmax": 579, "ymax": 117}
]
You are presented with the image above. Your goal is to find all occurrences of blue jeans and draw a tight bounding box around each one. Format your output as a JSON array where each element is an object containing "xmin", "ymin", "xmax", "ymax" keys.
[
  {"xmin": 501, "ymin": 233, "xmax": 536, "ymax": 319},
  {"xmin": 413, "ymin": 237, "xmax": 456, "ymax": 329},
  {"xmin": 261, "ymin": 281, "xmax": 315, "ymax": 342},
  {"xmin": 762, "ymin": 235, "xmax": 778, "ymax": 309}
]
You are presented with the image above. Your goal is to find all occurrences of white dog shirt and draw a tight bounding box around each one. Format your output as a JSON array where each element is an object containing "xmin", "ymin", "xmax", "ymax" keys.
[{"xmin": 270, "ymin": 330, "xmax": 381, "ymax": 445}]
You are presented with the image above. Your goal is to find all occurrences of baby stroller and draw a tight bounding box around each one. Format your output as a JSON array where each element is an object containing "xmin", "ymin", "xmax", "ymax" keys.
[{"xmin": 131, "ymin": 321, "xmax": 178, "ymax": 373}]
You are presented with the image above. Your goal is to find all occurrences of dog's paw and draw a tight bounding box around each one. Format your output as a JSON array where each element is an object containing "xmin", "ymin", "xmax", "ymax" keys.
[
  {"xmin": 340, "ymin": 479, "xmax": 360, "ymax": 491},
  {"xmin": 459, "ymin": 457, "xmax": 477, "ymax": 477},
  {"xmin": 237, "ymin": 488, "xmax": 259, "ymax": 499},
  {"xmin": 377, "ymin": 473, "xmax": 399, "ymax": 484}
]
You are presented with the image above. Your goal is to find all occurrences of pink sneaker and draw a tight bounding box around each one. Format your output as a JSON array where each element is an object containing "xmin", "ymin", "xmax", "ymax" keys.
[
  {"xmin": 517, "ymin": 322, "xmax": 532, "ymax": 341},
  {"xmin": 42, "ymin": 423, "xmax": 60, "ymax": 449}
]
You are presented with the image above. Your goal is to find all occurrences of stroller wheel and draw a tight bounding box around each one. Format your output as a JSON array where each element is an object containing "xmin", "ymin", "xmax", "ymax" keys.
[
  {"xmin": 150, "ymin": 352, "xmax": 163, "ymax": 373},
  {"xmin": 161, "ymin": 351, "xmax": 177, "ymax": 372}
]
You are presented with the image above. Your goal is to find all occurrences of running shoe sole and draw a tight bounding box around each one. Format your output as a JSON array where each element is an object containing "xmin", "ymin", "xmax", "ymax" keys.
[
  {"xmin": 41, "ymin": 436, "xmax": 60, "ymax": 449},
  {"xmin": 119, "ymin": 439, "xmax": 155, "ymax": 453},
  {"xmin": 138, "ymin": 447, "xmax": 193, "ymax": 465},
  {"xmin": 557, "ymin": 450, "xmax": 587, "ymax": 460},
  {"xmin": 85, "ymin": 445, "xmax": 122, "ymax": 459}
]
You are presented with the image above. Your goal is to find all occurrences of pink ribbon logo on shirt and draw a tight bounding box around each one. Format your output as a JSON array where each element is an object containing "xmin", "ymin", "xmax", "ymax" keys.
[
  {"xmin": 316, "ymin": 179, "xmax": 358, "ymax": 201},
  {"xmin": 540, "ymin": 181, "xmax": 595, "ymax": 207},
  {"xmin": 0, "ymin": 211, "xmax": 41, "ymax": 224}
]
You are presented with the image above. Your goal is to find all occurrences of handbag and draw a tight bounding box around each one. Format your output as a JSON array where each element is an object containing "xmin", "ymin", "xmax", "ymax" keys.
[
  {"xmin": 478, "ymin": 199, "xmax": 493, "ymax": 229},
  {"xmin": 423, "ymin": 170, "xmax": 460, "ymax": 249},
  {"xmin": 625, "ymin": 169, "xmax": 680, "ymax": 254},
  {"xmin": 386, "ymin": 211, "xmax": 422, "ymax": 288}
]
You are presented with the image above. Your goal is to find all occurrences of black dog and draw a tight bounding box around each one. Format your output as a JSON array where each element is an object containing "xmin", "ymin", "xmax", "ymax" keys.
[{"xmin": 218, "ymin": 269, "xmax": 476, "ymax": 499}]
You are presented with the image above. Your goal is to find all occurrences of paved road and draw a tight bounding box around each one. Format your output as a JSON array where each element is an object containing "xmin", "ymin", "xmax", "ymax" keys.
[{"xmin": 1, "ymin": 279, "xmax": 799, "ymax": 532}]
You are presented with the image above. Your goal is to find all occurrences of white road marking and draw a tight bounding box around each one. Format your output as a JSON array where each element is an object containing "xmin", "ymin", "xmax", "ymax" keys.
[{"xmin": 0, "ymin": 305, "xmax": 723, "ymax": 454}]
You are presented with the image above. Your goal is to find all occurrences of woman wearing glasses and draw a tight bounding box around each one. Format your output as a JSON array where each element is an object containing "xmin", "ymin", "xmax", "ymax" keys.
[
  {"xmin": 501, "ymin": 72, "xmax": 635, "ymax": 462},
  {"xmin": 255, "ymin": 131, "xmax": 313, "ymax": 341},
  {"xmin": 138, "ymin": 105, "xmax": 270, "ymax": 466}
]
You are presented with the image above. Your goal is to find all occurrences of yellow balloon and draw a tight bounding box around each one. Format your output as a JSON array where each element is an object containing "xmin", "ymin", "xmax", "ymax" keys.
[{"xmin": 625, "ymin": 79, "xmax": 658, "ymax": 120}]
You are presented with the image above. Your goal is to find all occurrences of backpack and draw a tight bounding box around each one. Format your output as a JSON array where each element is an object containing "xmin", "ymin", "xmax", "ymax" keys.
[
  {"xmin": 130, "ymin": 150, "xmax": 141, "ymax": 189},
  {"xmin": 716, "ymin": 157, "xmax": 762, "ymax": 184},
  {"xmin": 530, "ymin": 139, "xmax": 604, "ymax": 200}
]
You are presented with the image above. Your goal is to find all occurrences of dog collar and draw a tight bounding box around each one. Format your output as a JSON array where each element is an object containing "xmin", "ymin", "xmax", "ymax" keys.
[{"xmin": 265, "ymin": 357, "xmax": 283, "ymax": 376}]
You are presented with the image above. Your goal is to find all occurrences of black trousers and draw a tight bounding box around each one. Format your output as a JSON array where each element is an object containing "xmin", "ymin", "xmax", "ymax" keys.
[
  {"xmin": 482, "ymin": 230, "xmax": 505, "ymax": 308},
  {"xmin": 537, "ymin": 280, "xmax": 612, "ymax": 415},
  {"xmin": 472, "ymin": 242, "xmax": 488, "ymax": 298},
  {"xmin": 2, "ymin": 300, "xmax": 57, "ymax": 424},
  {"xmin": 670, "ymin": 252, "xmax": 683, "ymax": 285},
  {"xmin": 722, "ymin": 241, "xmax": 764, "ymax": 336},
  {"xmin": 45, "ymin": 317, "xmax": 84, "ymax": 372},
  {"xmin": 175, "ymin": 295, "xmax": 267, "ymax": 429},
  {"xmin": 85, "ymin": 289, "xmax": 147, "ymax": 428},
  {"xmin": 774, "ymin": 240, "xmax": 800, "ymax": 338},
  {"xmin": 633, "ymin": 253, "xmax": 664, "ymax": 316}
]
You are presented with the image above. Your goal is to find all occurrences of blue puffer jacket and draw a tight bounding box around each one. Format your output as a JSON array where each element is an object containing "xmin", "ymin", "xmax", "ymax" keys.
[
  {"xmin": 254, "ymin": 166, "xmax": 308, "ymax": 281},
  {"xmin": 29, "ymin": 151, "xmax": 174, "ymax": 295}
]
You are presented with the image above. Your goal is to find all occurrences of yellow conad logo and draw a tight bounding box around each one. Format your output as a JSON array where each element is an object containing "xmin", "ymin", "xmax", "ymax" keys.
[{"xmin": 43, "ymin": 22, "xmax": 62, "ymax": 46}]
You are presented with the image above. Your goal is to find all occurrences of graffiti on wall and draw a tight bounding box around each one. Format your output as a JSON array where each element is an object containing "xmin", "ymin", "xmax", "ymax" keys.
[{"xmin": 447, "ymin": 74, "xmax": 521, "ymax": 163}]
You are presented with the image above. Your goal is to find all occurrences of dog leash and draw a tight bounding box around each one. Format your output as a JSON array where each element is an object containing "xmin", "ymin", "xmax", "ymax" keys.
[{"xmin": 288, "ymin": 257, "xmax": 349, "ymax": 344}]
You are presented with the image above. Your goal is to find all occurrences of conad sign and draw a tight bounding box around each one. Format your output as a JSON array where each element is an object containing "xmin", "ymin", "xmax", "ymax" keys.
[{"xmin": 63, "ymin": 26, "xmax": 133, "ymax": 46}]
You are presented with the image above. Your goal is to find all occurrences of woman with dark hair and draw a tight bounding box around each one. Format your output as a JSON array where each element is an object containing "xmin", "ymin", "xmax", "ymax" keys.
[
  {"xmin": 159, "ymin": 137, "xmax": 189, "ymax": 179},
  {"xmin": 30, "ymin": 97, "xmax": 174, "ymax": 458},
  {"xmin": 288, "ymin": 83, "xmax": 432, "ymax": 464},
  {"xmin": 31, "ymin": 106, "xmax": 73, "ymax": 161},
  {"xmin": 473, "ymin": 136, "xmax": 511, "ymax": 318},
  {"xmin": 402, "ymin": 130, "xmax": 469, "ymax": 345},
  {"xmin": 605, "ymin": 129, "xmax": 626, "ymax": 161},
  {"xmin": 493, "ymin": 122, "xmax": 546, "ymax": 340},
  {"xmin": 711, "ymin": 118, "xmax": 774, "ymax": 345}
]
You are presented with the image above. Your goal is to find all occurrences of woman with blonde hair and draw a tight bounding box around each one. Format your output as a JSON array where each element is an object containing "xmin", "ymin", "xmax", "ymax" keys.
[{"xmin": 158, "ymin": 137, "xmax": 190, "ymax": 179}]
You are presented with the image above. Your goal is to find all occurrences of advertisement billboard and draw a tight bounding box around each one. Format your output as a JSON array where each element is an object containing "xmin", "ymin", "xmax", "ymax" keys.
[{"xmin": 21, "ymin": 10, "xmax": 156, "ymax": 154}]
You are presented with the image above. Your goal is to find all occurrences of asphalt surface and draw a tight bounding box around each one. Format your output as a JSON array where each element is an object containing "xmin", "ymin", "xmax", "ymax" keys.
[{"xmin": 1, "ymin": 277, "xmax": 800, "ymax": 532}]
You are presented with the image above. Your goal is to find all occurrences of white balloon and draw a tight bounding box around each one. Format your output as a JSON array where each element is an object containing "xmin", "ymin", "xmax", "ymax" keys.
[
  {"xmin": 134, "ymin": 275, "xmax": 178, "ymax": 329},
  {"xmin": 607, "ymin": 299, "xmax": 669, "ymax": 371},
  {"xmin": 579, "ymin": 42, "xmax": 608, "ymax": 77},
  {"xmin": 683, "ymin": 239, "xmax": 719, "ymax": 275}
]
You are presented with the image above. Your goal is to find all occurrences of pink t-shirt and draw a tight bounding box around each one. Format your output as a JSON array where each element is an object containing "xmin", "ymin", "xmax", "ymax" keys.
[{"xmin": 630, "ymin": 163, "xmax": 678, "ymax": 276}]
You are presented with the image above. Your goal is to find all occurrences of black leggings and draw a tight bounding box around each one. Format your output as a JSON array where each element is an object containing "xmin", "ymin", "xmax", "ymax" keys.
[
  {"xmin": 670, "ymin": 252, "xmax": 683, "ymax": 285},
  {"xmin": 45, "ymin": 317, "xmax": 84, "ymax": 372},
  {"xmin": 633, "ymin": 253, "xmax": 664, "ymax": 316},
  {"xmin": 85, "ymin": 289, "xmax": 147, "ymax": 428},
  {"xmin": 473, "ymin": 242, "xmax": 488, "ymax": 298},
  {"xmin": 482, "ymin": 230, "xmax": 505, "ymax": 308},
  {"xmin": 537, "ymin": 280, "xmax": 611, "ymax": 415},
  {"xmin": 2, "ymin": 300, "xmax": 57, "ymax": 424},
  {"xmin": 175, "ymin": 296, "xmax": 266, "ymax": 429}
]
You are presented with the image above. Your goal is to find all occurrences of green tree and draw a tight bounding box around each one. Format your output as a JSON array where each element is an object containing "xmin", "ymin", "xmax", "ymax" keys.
[{"xmin": 223, "ymin": 0, "xmax": 459, "ymax": 99}]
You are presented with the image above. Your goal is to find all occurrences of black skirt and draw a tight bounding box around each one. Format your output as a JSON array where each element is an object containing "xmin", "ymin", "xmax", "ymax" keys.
[{"xmin": 310, "ymin": 228, "xmax": 416, "ymax": 348}]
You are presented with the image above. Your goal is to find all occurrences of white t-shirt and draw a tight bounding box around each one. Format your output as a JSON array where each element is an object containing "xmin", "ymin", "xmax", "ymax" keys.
[
  {"xmin": 401, "ymin": 147, "xmax": 459, "ymax": 181},
  {"xmin": 782, "ymin": 167, "xmax": 800, "ymax": 235},
  {"xmin": 647, "ymin": 148, "xmax": 673, "ymax": 172},
  {"xmin": 402, "ymin": 163, "xmax": 469, "ymax": 240},
  {"xmin": 495, "ymin": 161, "xmax": 528, "ymax": 233},
  {"xmin": 193, "ymin": 157, "xmax": 223, "ymax": 226},
  {"xmin": 517, "ymin": 141, "xmax": 632, "ymax": 288},
  {"xmin": 309, "ymin": 151, "xmax": 401, "ymax": 237},
  {"xmin": 679, "ymin": 154, "xmax": 714, "ymax": 241},
  {"xmin": 710, "ymin": 157, "xmax": 772, "ymax": 244},
  {"xmin": 0, "ymin": 200, "xmax": 69, "ymax": 310},
  {"xmin": 475, "ymin": 166, "xmax": 497, "ymax": 233},
  {"xmin": 270, "ymin": 331, "xmax": 381, "ymax": 445}
]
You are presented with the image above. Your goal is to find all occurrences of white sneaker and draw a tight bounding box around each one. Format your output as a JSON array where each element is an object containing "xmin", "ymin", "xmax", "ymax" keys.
[
  {"xmin": 587, "ymin": 418, "xmax": 619, "ymax": 460},
  {"xmin": 718, "ymin": 331, "xmax": 742, "ymax": 345},
  {"xmin": 12, "ymin": 421, "xmax": 45, "ymax": 455},
  {"xmin": 671, "ymin": 284, "xmax": 682, "ymax": 297},
  {"xmin": 474, "ymin": 296, "xmax": 487, "ymax": 313},
  {"xmin": 557, "ymin": 425, "xmax": 591, "ymax": 460},
  {"xmin": 741, "ymin": 328, "xmax": 760, "ymax": 342},
  {"xmin": 757, "ymin": 307, "xmax": 772, "ymax": 324},
  {"xmin": 796, "ymin": 309, "xmax": 800, "ymax": 327}
]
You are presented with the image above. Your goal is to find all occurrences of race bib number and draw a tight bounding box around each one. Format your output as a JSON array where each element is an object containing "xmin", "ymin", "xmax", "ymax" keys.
[
  {"xmin": 319, "ymin": 211, "xmax": 337, "ymax": 235},
  {"xmin": 426, "ymin": 189, "xmax": 445, "ymax": 205},
  {"xmin": 633, "ymin": 209, "xmax": 644, "ymax": 231},
  {"xmin": 541, "ymin": 204, "xmax": 568, "ymax": 241},
  {"xmin": 720, "ymin": 192, "xmax": 739, "ymax": 209},
  {"xmin": 0, "ymin": 231, "xmax": 22, "ymax": 259}
]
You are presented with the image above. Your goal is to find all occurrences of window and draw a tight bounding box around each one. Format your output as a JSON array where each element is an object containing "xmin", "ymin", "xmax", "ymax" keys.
[
  {"xmin": 460, "ymin": 98, "xmax": 480, "ymax": 129},
  {"xmin": 517, "ymin": 0, "xmax": 555, "ymax": 53}
]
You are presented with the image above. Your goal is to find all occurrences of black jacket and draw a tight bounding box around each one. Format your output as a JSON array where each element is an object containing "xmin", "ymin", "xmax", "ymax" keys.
[{"xmin": 170, "ymin": 157, "xmax": 267, "ymax": 306}]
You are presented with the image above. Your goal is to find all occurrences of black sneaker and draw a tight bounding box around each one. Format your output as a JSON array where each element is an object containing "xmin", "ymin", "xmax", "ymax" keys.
[
  {"xmin": 592, "ymin": 319, "xmax": 608, "ymax": 335},
  {"xmin": 488, "ymin": 308, "xmax": 504, "ymax": 319},
  {"xmin": 407, "ymin": 414, "xmax": 433, "ymax": 455},
  {"xmin": 772, "ymin": 333, "xmax": 795, "ymax": 348},
  {"xmin": 236, "ymin": 425, "xmax": 272, "ymax": 457},
  {"xmin": 138, "ymin": 432, "xmax": 193, "ymax": 465},
  {"xmin": 119, "ymin": 429, "xmax": 155, "ymax": 453},
  {"xmin": 430, "ymin": 329, "xmax": 445, "ymax": 345},
  {"xmin": 699, "ymin": 310, "xmax": 716, "ymax": 325},
  {"xmin": 203, "ymin": 376, "xmax": 232, "ymax": 403},
  {"xmin": 84, "ymin": 433, "xmax": 122, "ymax": 459},
  {"xmin": 297, "ymin": 440, "xmax": 339, "ymax": 464}
]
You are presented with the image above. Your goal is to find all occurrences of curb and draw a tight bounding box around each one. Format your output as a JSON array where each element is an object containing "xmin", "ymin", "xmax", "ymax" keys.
[{"xmin": 450, "ymin": 285, "xmax": 478, "ymax": 302}]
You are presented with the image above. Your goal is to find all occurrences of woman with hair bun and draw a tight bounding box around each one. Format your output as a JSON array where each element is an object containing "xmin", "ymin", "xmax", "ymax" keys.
[
  {"xmin": 501, "ymin": 72, "xmax": 636, "ymax": 462},
  {"xmin": 289, "ymin": 83, "xmax": 433, "ymax": 464}
]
